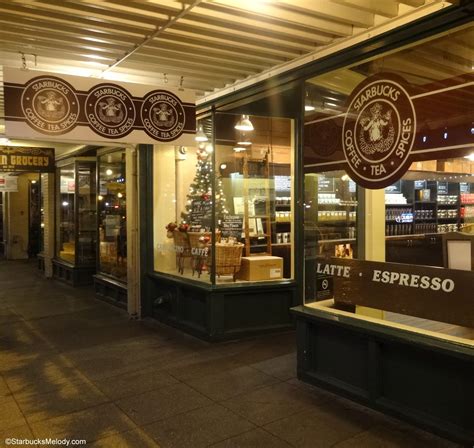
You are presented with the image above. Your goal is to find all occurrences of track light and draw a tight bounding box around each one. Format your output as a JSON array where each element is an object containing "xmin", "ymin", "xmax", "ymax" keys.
[
  {"xmin": 234, "ymin": 115, "xmax": 254, "ymax": 132},
  {"xmin": 195, "ymin": 125, "xmax": 208, "ymax": 142}
]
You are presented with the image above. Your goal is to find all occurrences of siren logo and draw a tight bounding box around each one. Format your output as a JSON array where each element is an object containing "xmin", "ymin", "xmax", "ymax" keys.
[
  {"xmin": 141, "ymin": 90, "xmax": 186, "ymax": 142},
  {"xmin": 21, "ymin": 76, "xmax": 79, "ymax": 134},
  {"xmin": 342, "ymin": 75, "xmax": 416, "ymax": 189},
  {"xmin": 85, "ymin": 84, "xmax": 136, "ymax": 138}
]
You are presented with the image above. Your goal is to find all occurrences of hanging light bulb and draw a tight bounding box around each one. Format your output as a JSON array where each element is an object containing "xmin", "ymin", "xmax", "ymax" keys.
[
  {"xmin": 106, "ymin": 168, "xmax": 113, "ymax": 176},
  {"xmin": 205, "ymin": 144, "xmax": 213, "ymax": 153},
  {"xmin": 234, "ymin": 115, "xmax": 254, "ymax": 131},
  {"xmin": 195, "ymin": 125, "xmax": 208, "ymax": 142}
]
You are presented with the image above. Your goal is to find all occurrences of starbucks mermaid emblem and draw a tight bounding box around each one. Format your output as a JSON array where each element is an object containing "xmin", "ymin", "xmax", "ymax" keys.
[
  {"xmin": 21, "ymin": 76, "xmax": 79, "ymax": 135},
  {"xmin": 85, "ymin": 84, "xmax": 136, "ymax": 138},
  {"xmin": 141, "ymin": 90, "xmax": 186, "ymax": 142},
  {"xmin": 342, "ymin": 75, "xmax": 416, "ymax": 189}
]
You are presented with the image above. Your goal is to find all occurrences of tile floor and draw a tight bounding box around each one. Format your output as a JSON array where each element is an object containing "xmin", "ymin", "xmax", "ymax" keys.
[{"xmin": 0, "ymin": 261, "xmax": 461, "ymax": 447}]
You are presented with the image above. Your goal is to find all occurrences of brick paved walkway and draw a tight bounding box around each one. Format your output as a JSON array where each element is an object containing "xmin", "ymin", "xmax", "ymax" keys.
[{"xmin": 0, "ymin": 261, "xmax": 460, "ymax": 447}]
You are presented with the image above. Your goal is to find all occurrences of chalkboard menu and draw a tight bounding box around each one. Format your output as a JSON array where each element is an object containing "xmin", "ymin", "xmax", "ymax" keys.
[
  {"xmin": 221, "ymin": 215, "xmax": 243, "ymax": 239},
  {"xmin": 190, "ymin": 198, "xmax": 212, "ymax": 229},
  {"xmin": 437, "ymin": 181, "xmax": 448, "ymax": 195}
]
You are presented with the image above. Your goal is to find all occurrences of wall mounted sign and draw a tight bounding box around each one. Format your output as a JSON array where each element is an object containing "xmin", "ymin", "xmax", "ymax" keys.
[
  {"xmin": 437, "ymin": 181, "xmax": 448, "ymax": 195},
  {"xmin": 304, "ymin": 72, "xmax": 474, "ymax": 188},
  {"xmin": 0, "ymin": 175, "xmax": 18, "ymax": 192},
  {"xmin": 0, "ymin": 146, "xmax": 55, "ymax": 173},
  {"xmin": 315, "ymin": 256, "xmax": 473, "ymax": 328},
  {"xmin": 342, "ymin": 74, "xmax": 416, "ymax": 189},
  {"xmin": 4, "ymin": 68, "xmax": 196, "ymax": 146}
]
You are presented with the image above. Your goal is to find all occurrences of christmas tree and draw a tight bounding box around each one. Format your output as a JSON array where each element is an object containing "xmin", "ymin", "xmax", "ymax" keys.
[{"xmin": 181, "ymin": 144, "xmax": 229, "ymax": 226}]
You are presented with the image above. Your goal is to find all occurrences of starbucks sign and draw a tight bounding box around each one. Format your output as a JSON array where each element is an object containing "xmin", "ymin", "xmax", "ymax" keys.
[{"xmin": 342, "ymin": 74, "xmax": 416, "ymax": 189}]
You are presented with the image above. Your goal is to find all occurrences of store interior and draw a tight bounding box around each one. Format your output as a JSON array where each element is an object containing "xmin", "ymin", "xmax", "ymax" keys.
[{"xmin": 153, "ymin": 114, "xmax": 294, "ymax": 284}]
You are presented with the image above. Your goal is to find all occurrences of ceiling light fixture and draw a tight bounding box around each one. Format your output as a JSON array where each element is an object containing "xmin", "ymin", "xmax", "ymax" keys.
[
  {"xmin": 464, "ymin": 153, "xmax": 474, "ymax": 162},
  {"xmin": 195, "ymin": 125, "xmax": 208, "ymax": 142},
  {"xmin": 234, "ymin": 115, "xmax": 254, "ymax": 132},
  {"xmin": 305, "ymin": 89, "xmax": 315, "ymax": 112}
]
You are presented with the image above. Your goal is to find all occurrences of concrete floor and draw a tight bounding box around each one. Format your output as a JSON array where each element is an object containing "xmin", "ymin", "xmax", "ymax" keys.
[{"xmin": 0, "ymin": 261, "xmax": 461, "ymax": 447}]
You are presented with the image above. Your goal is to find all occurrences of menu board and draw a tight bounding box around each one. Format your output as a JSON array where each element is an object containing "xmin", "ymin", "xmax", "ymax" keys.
[
  {"xmin": 460, "ymin": 182, "xmax": 470, "ymax": 193},
  {"xmin": 414, "ymin": 180, "xmax": 426, "ymax": 189},
  {"xmin": 318, "ymin": 176, "xmax": 334, "ymax": 193},
  {"xmin": 221, "ymin": 215, "xmax": 243, "ymax": 239},
  {"xmin": 189, "ymin": 198, "xmax": 212, "ymax": 229},
  {"xmin": 437, "ymin": 181, "xmax": 448, "ymax": 195}
]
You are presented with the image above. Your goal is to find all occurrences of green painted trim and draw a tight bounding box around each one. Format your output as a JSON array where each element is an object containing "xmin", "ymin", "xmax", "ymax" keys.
[
  {"xmin": 148, "ymin": 271, "xmax": 297, "ymax": 293},
  {"xmin": 291, "ymin": 305, "xmax": 474, "ymax": 357}
]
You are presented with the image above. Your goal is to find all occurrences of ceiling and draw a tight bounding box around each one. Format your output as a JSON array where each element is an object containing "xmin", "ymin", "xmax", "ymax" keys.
[
  {"xmin": 0, "ymin": 0, "xmax": 455, "ymax": 94},
  {"xmin": 0, "ymin": 0, "xmax": 459, "ymax": 152}
]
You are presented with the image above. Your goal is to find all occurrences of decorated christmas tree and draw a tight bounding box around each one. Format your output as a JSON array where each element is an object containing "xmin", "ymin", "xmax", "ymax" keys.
[{"xmin": 181, "ymin": 144, "xmax": 229, "ymax": 226}]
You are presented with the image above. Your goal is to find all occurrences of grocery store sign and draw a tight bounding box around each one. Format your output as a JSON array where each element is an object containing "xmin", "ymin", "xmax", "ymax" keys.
[
  {"xmin": 3, "ymin": 68, "xmax": 196, "ymax": 145},
  {"xmin": 0, "ymin": 146, "xmax": 55, "ymax": 173},
  {"xmin": 315, "ymin": 257, "xmax": 473, "ymax": 328}
]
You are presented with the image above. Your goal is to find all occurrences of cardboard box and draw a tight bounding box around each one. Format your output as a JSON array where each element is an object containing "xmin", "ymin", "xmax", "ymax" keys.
[{"xmin": 237, "ymin": 256, "xmax": 283, "ymax": 281}]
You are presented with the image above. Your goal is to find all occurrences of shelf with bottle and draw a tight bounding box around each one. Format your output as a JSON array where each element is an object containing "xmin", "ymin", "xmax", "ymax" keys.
[
  {"xmin": 317, "ymin": 210, "xmax": 356, "ymax": 222},
  {"xmin": 386, "ymin": 223, "xmax": 413, "ymax": 236},
  {"xmin": 460, "ymin": 193, "xmax": 474, "ymax": 205}
]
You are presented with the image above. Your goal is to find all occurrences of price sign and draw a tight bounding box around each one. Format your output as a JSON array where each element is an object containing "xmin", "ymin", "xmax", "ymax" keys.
[{"xmin": 221, "ymin": 215, "xmax": 243, "ymax": 239}]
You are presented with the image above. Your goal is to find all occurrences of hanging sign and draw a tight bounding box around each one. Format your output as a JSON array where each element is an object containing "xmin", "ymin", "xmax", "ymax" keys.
[
  {"xmin": 0, "ymin": 175, "xmax": 18, "ymax": 192},
  {"xmin": 0, "ymin": 146, "xmax": 55, "ymax": 173},
  {"xmin": 3, "ymin": 68, "xmax": 196, "ymax": 145}
]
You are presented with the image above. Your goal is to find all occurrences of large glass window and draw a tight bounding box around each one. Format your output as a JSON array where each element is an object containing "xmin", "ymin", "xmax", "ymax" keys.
[
  {"xmin": 56, "ymin": 159, "xmax": 96, "ymax": 265},
  {"xmin": 153, "ymin": 113, "xmax": 295, "ymax": 284},
  {"xmin": 57, "ymin": 163, "xmax": 75, "ymax": 263},
  {"xmin": 98, "ymin": 150, "xmax": 127, "ymax": 282},
  {"xmin": 303, "ymin": 24, "xmax": 474, "ymax": 344}
]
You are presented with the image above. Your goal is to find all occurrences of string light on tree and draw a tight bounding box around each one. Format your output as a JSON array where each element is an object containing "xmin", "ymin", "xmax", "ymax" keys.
[{"xmin": 181, "ymin": 146, "xmax": 229, "ymax": 225}]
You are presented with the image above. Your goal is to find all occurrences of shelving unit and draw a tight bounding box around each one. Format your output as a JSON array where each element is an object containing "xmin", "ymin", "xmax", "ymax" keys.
[{"xmin": 242, "ymin": 148, "xmax": 273, "ymax": 256}]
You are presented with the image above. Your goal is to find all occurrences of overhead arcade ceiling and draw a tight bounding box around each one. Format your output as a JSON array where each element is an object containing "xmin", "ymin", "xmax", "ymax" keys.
[{"xmin": 0, "ymin": 1, "xmax": 457, "ymax": 101}]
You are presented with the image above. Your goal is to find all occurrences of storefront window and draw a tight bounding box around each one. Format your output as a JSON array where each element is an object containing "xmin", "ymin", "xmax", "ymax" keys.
[
  {"xmin": 56, "ymin": 159, "xmax": 96, "ymax": 265},
  {"xmin": 57, "ymin": 163, "xmax": 75, "ymax": 263},
  {"xmin": 153, "ymin": 113, "xmax": 295, "ymax": 284},
  {"xmin": 98, "ymin": 150, "xmax": 127, "ymax": 282},
  {"xmin": 303, "ymin": 24, "xmax": 473, "ymax": 343}
]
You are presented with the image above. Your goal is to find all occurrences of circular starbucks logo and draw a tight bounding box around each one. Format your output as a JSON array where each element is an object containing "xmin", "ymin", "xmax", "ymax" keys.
[
  {"xmin": 342, "ymin": 75, "xmax": 416, "ymax": 189},
  {"xmin": 85, "ymin": 84, "xmax": 136, "ymax": 138},
  {"xmin": 21, "ymin": 76, "xmax": 79, "ymax": 134},
  {"xmin": 140, "ymin": 90, "xmax": 186, "ymax": 142}
]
